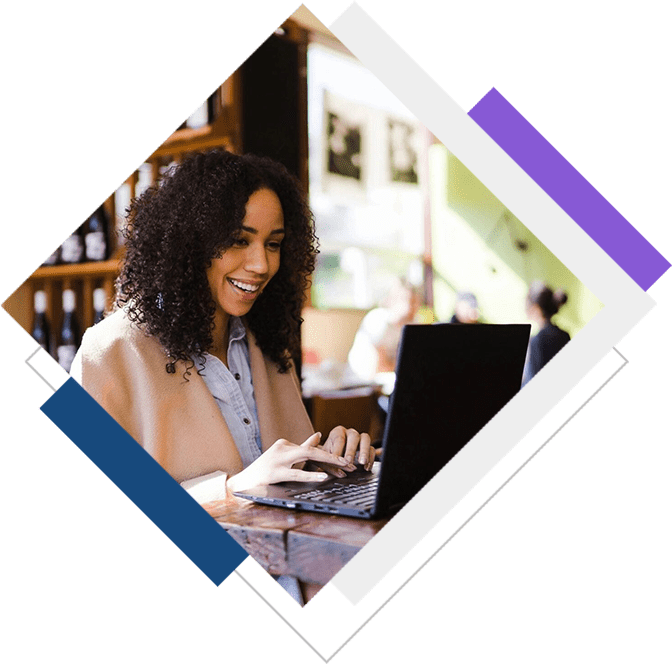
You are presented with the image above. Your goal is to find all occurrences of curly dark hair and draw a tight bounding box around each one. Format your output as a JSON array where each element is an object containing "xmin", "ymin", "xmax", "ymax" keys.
[{"xmin": 116, "ymin": 148, "xmax": 318, "ymax": 374}]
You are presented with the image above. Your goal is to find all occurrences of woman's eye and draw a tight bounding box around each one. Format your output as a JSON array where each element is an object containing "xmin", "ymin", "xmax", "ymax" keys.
[
  {"xmin": 267, "ymin": 241, "xmax": 282, "ymax": 251},
  {"xmin": 232, "ymin": 237, "xmax": 248, "ymax": 247}
]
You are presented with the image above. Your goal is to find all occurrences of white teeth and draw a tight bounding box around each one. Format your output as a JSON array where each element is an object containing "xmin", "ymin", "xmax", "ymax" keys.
[{"xmin": 229, "ymin": 279, "xmax": 260, "ymax": 293}]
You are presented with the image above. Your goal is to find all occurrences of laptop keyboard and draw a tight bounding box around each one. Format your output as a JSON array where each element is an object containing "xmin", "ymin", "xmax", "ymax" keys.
[{"xmin": 291, "ymin": 475, "xmax": 379, "ymax": 507}]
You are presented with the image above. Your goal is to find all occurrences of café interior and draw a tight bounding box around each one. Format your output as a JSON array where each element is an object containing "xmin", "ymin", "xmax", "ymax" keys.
[
  {"xmin": 2, "ymin": 6, "xmax": 603, "ymax": 603},
  {"xmin": 3, "ymin": 6, "xmax": 602, "ymax": 404}
]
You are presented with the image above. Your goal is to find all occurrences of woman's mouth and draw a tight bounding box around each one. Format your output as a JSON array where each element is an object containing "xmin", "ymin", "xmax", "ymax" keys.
[{"xmin": 227, "ymin": 278, "xmax": 262, "ymax": 299}]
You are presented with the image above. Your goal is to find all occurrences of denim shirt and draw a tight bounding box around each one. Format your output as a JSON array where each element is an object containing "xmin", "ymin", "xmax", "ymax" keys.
[
  {"xmin": 196, "ymin": 320, "xmax": 303, "ymax": 602},
  {"xmin": 194, "ymin": 317, "xmax": 262, "ymax": 468}
]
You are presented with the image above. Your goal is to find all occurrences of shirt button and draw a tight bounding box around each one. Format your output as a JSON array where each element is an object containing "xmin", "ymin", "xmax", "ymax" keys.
[
  {"xmin": 234, "ymin": 373, "xmax": 241, "ymax": 380},
  {"xmin": 243, "ymin": 418, "xmax": 251, "ymax": 425}
]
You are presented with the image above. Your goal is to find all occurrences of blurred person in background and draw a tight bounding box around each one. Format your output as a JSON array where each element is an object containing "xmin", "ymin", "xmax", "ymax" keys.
[
  {"xmin": 347, "ymin": 277, "xmax": 421, "ymax": 442},
  {"xmin": 522, "ymin": 281, "xmax": 570, "ymax": 386},
  {"xmin": 347, "ymin": 277, "xmax": 421, "ymax": 383},
  {"xmin": 449, "ymin": 291, "xmax": 481, "ymax": 324}
]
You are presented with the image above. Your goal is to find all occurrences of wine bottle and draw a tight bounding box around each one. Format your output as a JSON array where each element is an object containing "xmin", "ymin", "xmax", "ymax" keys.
[
  {"xmin": 32, "ymin": 290, "xmax": 50, "ymax": 353},
  {"xmin": 207, "ymin": 91, "xmax": 218, "ymax": 123},
  {"xmin": 60, "ymin": 224, "xmax": 85, "ymax": 264},
  {"xmin": 186, "ymin": 99, "xmax": 209, "ymax": 129},
  {"xmin": 93, "ymin": 287, "xmax": 106, "ymax": 324},
  {"xmin": 41, "ymin": 247, "xmax": 60, "ymax": 266},
  {"xmin": 114, "ymin": 182, "xmax": 132, "ymax": 247},
  {"xmin": 159, "ymin": 160, "xmax": 179, "ymax": 179},
  {"xmin": 135, "ymin": 163, "xmax": 153, "ymax": 198},
  {"xmin": 56, "ymin": 289, "xmax": 80, "ymax": 372},
  {"xmin": 84, "ymin": 206, "xmax": 109, "ymax": 261}
]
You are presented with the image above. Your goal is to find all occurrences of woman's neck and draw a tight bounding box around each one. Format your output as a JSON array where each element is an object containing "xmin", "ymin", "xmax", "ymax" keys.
[{"xmin": 210, "ymin": 311, "xmax": 231, "ymax": 366}]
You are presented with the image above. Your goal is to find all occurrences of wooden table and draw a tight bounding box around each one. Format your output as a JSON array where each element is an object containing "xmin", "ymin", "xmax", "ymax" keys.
[{"xmin": 202, "ymin": 495, "xmax": 388, "ymax": 600}]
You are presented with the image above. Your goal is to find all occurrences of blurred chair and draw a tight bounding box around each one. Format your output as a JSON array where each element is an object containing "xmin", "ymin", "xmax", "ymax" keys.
[{"xmin": 310, "ymin": 387, "xmax": 380, "ymax": 439}]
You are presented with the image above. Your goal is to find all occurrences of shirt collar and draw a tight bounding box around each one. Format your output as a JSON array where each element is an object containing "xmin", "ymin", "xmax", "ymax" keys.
[
  {"xmin": 196, "ymin": 317, "xmax": 247, "ymax": 366},
  {"xmin": 228, "ymin": 316, "xmax": 247, "ymax": 343}
]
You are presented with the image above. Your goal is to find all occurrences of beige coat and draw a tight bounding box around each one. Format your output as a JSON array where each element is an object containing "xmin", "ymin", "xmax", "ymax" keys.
[{"xmin": 76, "ymin": 309, "xmax": 314, "ymax": 485}]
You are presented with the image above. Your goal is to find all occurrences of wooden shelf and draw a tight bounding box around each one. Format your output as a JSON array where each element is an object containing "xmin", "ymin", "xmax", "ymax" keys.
[
  {"xmin": 150, "ymin": 112, "xmax": 239, "ymax": 160},
  {"xmin": 4, "ymin": 18, "xmax": 308, "ymax": 355},
  {"xmin": 30, "ymin": 258, "xmax": 119, "ymax": 281}
]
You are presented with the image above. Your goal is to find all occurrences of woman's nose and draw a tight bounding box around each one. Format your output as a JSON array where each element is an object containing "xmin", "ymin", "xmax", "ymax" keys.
[{"xmin": 245, "ymin": 243, "xmax": 269, "ymax": 274}]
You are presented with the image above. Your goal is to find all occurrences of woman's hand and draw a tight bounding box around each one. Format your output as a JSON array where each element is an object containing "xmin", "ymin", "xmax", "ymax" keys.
[
  {"xmin": 226, "ymin": 432, "xmax": 354, "ymax": 493},
  {"xmin": 321, "ymin": 426, "xmax": 375, "ymax": 472}
]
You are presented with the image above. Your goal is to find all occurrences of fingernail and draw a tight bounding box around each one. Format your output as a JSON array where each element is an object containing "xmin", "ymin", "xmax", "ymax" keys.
[
  {"xmin": 317, "ymin": 473, "xmax": 328, "ymax": 481},
  {"xmin": 336, "ymin": 469, "xmax": 346, "ymax": 478},
  {"xmin": 359, "ymin": 453, "xmax": 367, "ymax": 465},
  {"xmin": 345, "ymin": 455, "xmax": 354, "ymax": 464},
  {"xmin": 316, "ymin": 432, "xmax": 322, "ymax": 439}
]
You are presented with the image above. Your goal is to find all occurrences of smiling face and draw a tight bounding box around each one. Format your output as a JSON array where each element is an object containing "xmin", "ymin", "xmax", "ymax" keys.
[{"xmin": 206, "ymin": 188, "xmax": 285, "ymax": 335}]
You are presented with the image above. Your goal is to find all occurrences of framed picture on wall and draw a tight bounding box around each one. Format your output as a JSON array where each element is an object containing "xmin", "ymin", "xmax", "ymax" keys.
[
  {"xmin": 322, "ymin": 91, "xmax": 369, "ymax": 197},
  {"xmin": 327, "ymin": 111, "xmax": 362, "ymax": 180},
  {"xmin": 388, "ymin": 117, "xmax": 419, "ymax": 184}
]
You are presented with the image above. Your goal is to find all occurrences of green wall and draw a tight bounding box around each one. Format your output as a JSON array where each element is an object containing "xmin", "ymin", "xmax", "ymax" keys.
[{"xmin": 430, "ymin": 146, "xmax": 602, "ymax": 337}]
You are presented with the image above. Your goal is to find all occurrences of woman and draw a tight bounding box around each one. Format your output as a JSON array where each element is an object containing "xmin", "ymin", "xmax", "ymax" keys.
[
  {"xmin": 522, "ymin": 281, "xmax": 571, "ymax": 386},
  {"xmin": 71, "ymin": 149, "xmax": 374, "ymax": 503}
]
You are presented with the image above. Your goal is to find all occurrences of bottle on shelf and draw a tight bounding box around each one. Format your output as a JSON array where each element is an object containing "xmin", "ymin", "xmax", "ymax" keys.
[
  {"xmin": 159, "ymin": 160, "xmax": 179, "ymax": 179},
  {"xmin": 93, "ymin": 288, "xmax": 106, "ymax": 325},
  {"xmin": 135, "ymin": 163, "xmax": 153, "ymax": 198},
  {"xmin": 56, "ymin": 289, "xmax": 80, "ymax": 373},
  {"xmin": 84, "ymin": 206, "xmax": 109, "ymax": 262},
  {"xmin": 114, "ymin": 182, "xmax": 132, "ymax": 247},
  {"xmin": 41, "ymin": 247, "xmax": 60, "ymax": 266},
  {"xmin": 186, "ymin": 99, "xmax": 209, "ymax": 129},
  {"xmin": 60, "ymin": 225, "xmax": 85, "ymax": 264},
  {"xmin": 32, "ymin": 290, "xmax": 50, "ymax": 353}
]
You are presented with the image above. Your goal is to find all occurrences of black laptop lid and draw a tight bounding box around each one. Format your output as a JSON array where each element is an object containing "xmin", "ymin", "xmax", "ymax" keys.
[{"xmin": 374, "ymin": 323, "xmax": 530, "ymax": 515}]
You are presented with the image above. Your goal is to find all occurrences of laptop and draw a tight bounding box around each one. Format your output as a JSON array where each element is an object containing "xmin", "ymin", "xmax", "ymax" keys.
[{"xmin": 233, "ymin": 323, "xmax": 531, "ymax": 519}]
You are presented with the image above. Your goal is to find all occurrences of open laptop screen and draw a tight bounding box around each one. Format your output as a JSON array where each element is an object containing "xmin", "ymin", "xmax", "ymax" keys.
[{"xmin": 375, "ymin": 323, "xmax": 530, "ymax": 515}]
